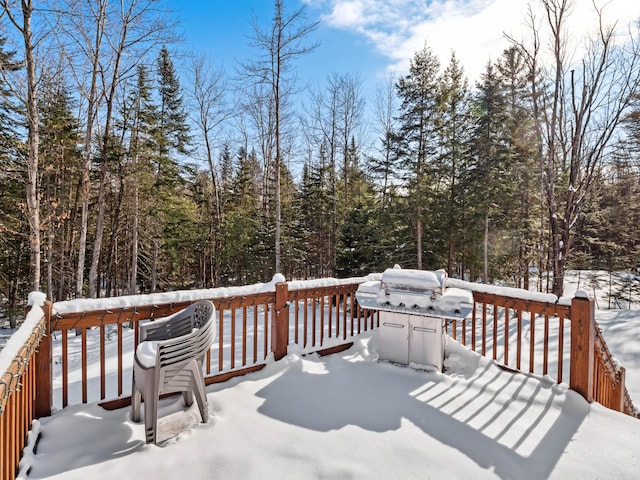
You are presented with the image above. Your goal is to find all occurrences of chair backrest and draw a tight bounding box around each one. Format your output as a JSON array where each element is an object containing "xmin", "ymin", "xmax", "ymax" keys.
[
  {"xmin": 155, "ymin": 301, "xmax": 216, "ymax": 369},
  {"xmin": 140, "ymin": 302, "xmax": 210, "ymax": 343}
]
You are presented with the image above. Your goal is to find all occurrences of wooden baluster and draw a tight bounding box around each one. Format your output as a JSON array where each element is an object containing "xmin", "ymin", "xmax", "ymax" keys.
[
  {"xmin": 303, "ymin": 298, "xmax": 309, "ymax": 348},
  {"xmin": 557, "ymin": 314, "xmax": 564, "ymax": 383},
  {"xmin": 100, "ymin": 325, "xmax": 106, "ymax": 400},
  {"xmin": 471, "ymin": 302, "xmax": 477, "ymax": 351},
  {"xmin": 81, "ymin": 327, "xmax": 88, "ymax": 404},
  {"xmin": 516, "ymin": 310, "xmax": 522, "ymax": 371},
  {"xmin": 529, "ymin": 312, "xmax": 535, "ymax": 374},
  {"xmin": 242, "ymin": 307, "xmax": 248, "ymax": 367},
  {"xmin": 504, "ymin": 307, "xmax": 509, "ymax": 366},
  {"xmin": 218, "ymin": 309, "xmax": 224, "ymax": 371},
  {"xmin": 482, "ymin": 303, "xmax": 487, "ymax": 356},
  {"xmin": 231, "ymin": 307, "xmax": 236, "ymax": 369},
  {"xmin": 320, "ymin": 295, "xmax": 325, "ymax": 345},
  {"xmin": 117, "ymin": 321, "xmax": 123, "ymax": 396},
  {"xmin": 312, "ymin": 297, "xmax": 317, "ymax": 346},
  {"xmin": 264, "ymin": 303, "xmax": 270, "ymax": 360},
  {"xmin": 543, "ymin": 315, "xmax": 549, "ymax": 376},
  {"xmin": 294, "ymin": 299, "xmax": 300, "ymax": 345},
  {"xmin": 253, "ymin": 306, "xmax": 259, "ymax": 364}
]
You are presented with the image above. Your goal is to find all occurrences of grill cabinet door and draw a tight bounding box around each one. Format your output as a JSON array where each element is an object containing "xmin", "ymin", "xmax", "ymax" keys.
[
  {"xmin": 408, "ymin": 315, "xmax": 443, "ymax": 370},
  {"xmin": 378, "ymin": 311, "xmax": 409, "ymax": 364}
]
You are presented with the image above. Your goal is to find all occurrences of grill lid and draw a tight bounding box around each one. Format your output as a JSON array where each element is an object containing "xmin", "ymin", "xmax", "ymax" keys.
[{"xmin": 356, "ymin": 268, "xmax": 473, "ymax": 318}]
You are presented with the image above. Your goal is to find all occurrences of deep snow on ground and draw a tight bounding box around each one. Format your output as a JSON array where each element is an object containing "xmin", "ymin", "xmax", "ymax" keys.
[
  {"xmin": 5, "ymin": 270, "xmax": 640, "ymax": 479},
  {"xmin": 18, "ymin": 331, "xmax": 640, "ymax": 480}
]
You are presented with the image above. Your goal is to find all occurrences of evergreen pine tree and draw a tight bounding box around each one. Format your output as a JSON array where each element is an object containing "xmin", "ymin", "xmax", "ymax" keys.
[
  {"xmin": 497, "ymin": 46, "xmax": 540, "ymax": 288},
  {"xmin": 39, "ymin": 80, "xmax": 82, "ymax": 300},
  {"xmin": 395, "ymin": 44, "xmax": 441, "ymax": 269},
  {"xmin": 468, "ymin": 60, "xmax": 511, "ymax": 282},
  {"xmin": 0, "ymin": 34, "xmax": 25, "ymax": 324},
  {"xmin": 434, "ymin": 52, "xmax": 473, "ymax": 275},
  {"xmin": 155, "ymin": 46, "xmax": 191, "ymax": 189},
  {"xmin": 219, "ymin": 147, "xmax": 262, "ymax": 285}
]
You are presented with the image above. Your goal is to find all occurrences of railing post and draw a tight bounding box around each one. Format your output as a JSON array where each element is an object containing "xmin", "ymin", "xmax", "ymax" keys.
[
  {"xmin": 569, "ymin": 295, "xmax": 595, "ymax": 403},
  {"xmin": 272, "ymin": 282, "xmax": 289, "ymax": 361},
  {"xmin": 35, "ymin": 300, "xmax": 53, "ymax": 418}
]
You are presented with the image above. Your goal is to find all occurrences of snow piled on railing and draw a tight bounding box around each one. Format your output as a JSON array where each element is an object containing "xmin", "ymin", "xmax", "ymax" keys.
[
  {"xmin": 0, "ymin": 292, "xmax": 47, "ymax": 377},
  {"xmin": 286, "ymin": 273, "xmax": 380, "ymax": 290},
  {"xmin": 52, "ymin": 278, "xmax": 283, "ymax": 315},
  {"xmin": 446, "ymin": 277, "xmax": 560, "ymax": 304},
  {"xmin": 52, "ymin": 274, "xmax": 380, "ymax": 315}
]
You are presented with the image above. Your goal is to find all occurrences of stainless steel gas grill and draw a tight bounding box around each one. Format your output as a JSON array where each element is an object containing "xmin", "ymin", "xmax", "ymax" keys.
[{"xmin": 356, "ymin": 267, "xmax": 473, "ymax": 371}]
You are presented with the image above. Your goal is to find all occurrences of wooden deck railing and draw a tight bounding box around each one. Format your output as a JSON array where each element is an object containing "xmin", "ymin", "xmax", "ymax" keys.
[
  {"xmin": 2, "ymin": 275, "xmax": 638, "ymax": 480},
  {"xmin": 444, "ymin": 288, "xmax": 572, "ymax": 382},
  {"xmin": 445, "ymin": 280, "xmax": 638, "ymax": 418},
  {"xmin": 0, "ymin": 300, "xmax": 52, "ymax": 480},
  {"xmin": 44, "ymin": 279, "xmax": 378, "ymax": 410}
]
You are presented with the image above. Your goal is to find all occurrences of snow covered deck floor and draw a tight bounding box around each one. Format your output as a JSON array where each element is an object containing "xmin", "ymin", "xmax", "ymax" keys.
[{"xmin": 20, "ymin": 333, "xmax": 640, "ymax": 480}]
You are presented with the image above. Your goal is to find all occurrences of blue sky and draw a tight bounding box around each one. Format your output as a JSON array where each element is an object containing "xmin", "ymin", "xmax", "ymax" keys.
[
  {"xmin": 166, "ymin": 0, "xmax": 640, "ymax": 99},
  {"xmin": 166, "ymin": 0, "xmax": 388, "ymax": 97}
]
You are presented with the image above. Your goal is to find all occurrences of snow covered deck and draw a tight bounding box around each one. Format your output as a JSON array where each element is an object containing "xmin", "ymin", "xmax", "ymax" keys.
[
  {"xmin": 4, "ymin": 271, "xmax": 640, "ymax": 480},
  {"xmin": 19, "ymin": 333, "xmax": 640, "ymax": 480}
]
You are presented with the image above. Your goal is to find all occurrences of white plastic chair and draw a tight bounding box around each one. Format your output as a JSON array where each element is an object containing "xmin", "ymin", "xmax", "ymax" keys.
[{"xmin": 131, "ymin": 300, "xmax": 216, "ymax": 443}]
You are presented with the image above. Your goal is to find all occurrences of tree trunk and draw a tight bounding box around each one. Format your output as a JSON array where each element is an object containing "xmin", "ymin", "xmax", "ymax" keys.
[
  {"xmin": 76, "ymin": 6, "xmax": 105, "ymax": 297},
  {"xmin": 274, "ymin": 6, "xmax": 282, "ymax": 275},
  {"xmin": 104, "ymin": 167, "xmax": 124, "ymax": 297},
  {"xmin": 88, "ymin": 5, "xmax": 127, "ymax": 297},
  {"xmin": 151, "ymin": 238, "xmax": 158, "ymax": 292},
  {"xmin": 416, "ymin": 211, "xmax": 422, "ymax": 270},
  {"xmin": 483, "ymin": 215, "xmax": 489, "ymax": 283},
  {"xmin": 16, "ymin": 0, "xmax": 41, "ymax": 292},
  {"xmin": 129, "ymin": 166, "xmax": 139, "ymax": 295}
]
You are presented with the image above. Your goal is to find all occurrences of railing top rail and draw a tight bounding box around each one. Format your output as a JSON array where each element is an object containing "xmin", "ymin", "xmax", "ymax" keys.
[
  {"xmin": 471, "ymin": 291, "xmax": 572, "ymax": 318},
  {"xmin": 447, "ymin": 278, "xmax": 571, "ymax": 317},
  {"xmin": 446, "ymin": 278, "xmax": 560, "ymax": 303},
  {"xmin": 52, "ymin": 278, "xmax": 285, "ymax": 317},
  {"xmin": 287, "ymin": 283, "xmax": 362, "ymax": 301},
  {"xmin": 51, "ymin": 277, "xmax": 374, "ymax": 330}
]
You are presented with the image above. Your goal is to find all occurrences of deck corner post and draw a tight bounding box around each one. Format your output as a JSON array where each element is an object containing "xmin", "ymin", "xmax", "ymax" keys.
[
  {"xmin": 35, "ymin": 300, "xmax": 54, "ymax": 418},
  {"xmin": 272, "ymin": 282, "xmax": 289, "ymax": 361},
  {"xmin": 569, "ymin": 295, "xmax": 595, "ymax": 403}
]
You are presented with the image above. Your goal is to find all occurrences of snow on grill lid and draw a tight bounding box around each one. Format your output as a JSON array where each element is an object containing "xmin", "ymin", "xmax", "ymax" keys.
[
  {"xmin": 380, "ymin": 268, "xmax": 442, "ymax": 292},
  {"xmin": 439, "ymin": 287, "xmax": 474, "ymax": 314},
  {"xmin": 356, "ymin": 269, "xmax": 474, "ymax": 319}
]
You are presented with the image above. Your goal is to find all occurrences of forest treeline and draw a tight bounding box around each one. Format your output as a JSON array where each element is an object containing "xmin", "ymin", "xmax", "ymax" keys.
[{"xmin": 1, "ymin": 0, "xmax": 640, "ymax": 325}]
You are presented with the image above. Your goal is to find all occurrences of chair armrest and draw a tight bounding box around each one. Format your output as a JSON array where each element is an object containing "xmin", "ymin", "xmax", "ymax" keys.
[{"xmin": 135, "ymin": 340, "xmax": 159, "ymax": 368}]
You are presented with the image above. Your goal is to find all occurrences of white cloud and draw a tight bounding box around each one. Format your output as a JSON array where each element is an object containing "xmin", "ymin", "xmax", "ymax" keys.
[
  {"xmin": 327, "ymin": 0, "xmax": 366, "ymax": 27},
  {"xmin": 315, "ymin": 0, "xmax": 640, "ymax": 82}
]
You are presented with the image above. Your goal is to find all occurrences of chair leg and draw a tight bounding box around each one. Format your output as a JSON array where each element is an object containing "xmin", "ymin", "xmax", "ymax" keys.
[
  {"xmin": 192, "ymin": 368, "xmax": 209, "ymax": 423},
  {"xmin": 145, "ymin": 392, "xmax": 159, "ymax": 444},
  {"xmin": 182, "ymin": 390, "xmax": 194, "ymax": 407},
  {"xmin": 131, "ymin": 377, "xmax": 141, "ymax": 422}
]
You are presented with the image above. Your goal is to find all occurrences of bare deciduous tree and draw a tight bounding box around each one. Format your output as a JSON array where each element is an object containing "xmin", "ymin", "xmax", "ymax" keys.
[
  {"xmin": 188, "ymin": 54, "xmax": 234, "ymax": 286},
  {"xmin": 59, "ymin": 0, "xmax": 174, "ymax": 297},
  {"xmin": 371, "ymin": 74, "xmax": 398, "ymax": 209},
  {"xmin": 241, "ymin": 0, "xmax": 318, "ymax": 274},
  {"xmin": 0, "ymin": 0, "xmax": 41, "ymax": 292},
  {"xmin": 301, "ymin": 72, "xmax": 364, "ymax": 275},
  {"xmin": 512, "ymin": 0, "xmax": 640, "ymax": 296}
]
